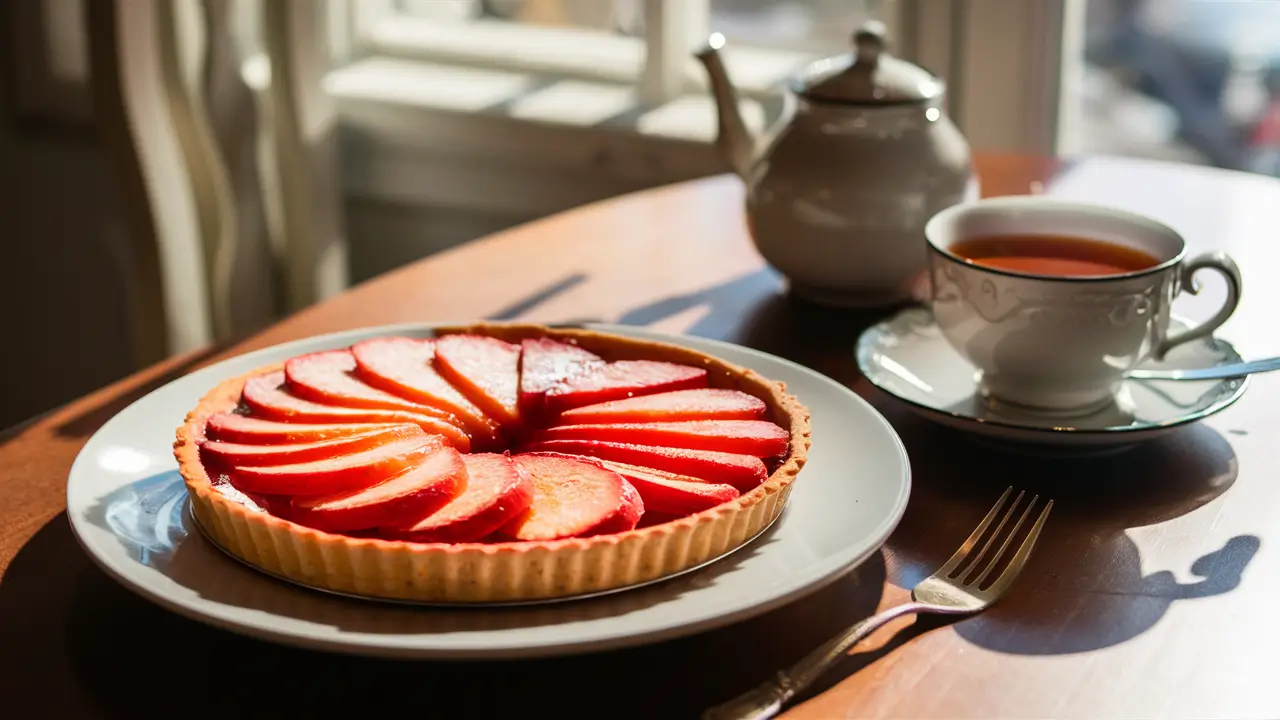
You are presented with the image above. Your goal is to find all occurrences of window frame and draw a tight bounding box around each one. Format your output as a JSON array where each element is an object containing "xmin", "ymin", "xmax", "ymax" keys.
[
  {"xmin": 330, "ymin": 0, "xmax": 832, "ymax": 99},
  {"xmin": 898, "ymin": 0, "xmax": 1078, "ymax": 156},
  {"xmin": 321, "ymin": 0, "xmax": 1074, "ymax": 216}
]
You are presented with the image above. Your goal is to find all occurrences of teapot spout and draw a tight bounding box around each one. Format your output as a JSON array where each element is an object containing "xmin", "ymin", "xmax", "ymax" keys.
[{"xmin": 695, "ymin": 36, "xmax": 755, "ymax": 182}]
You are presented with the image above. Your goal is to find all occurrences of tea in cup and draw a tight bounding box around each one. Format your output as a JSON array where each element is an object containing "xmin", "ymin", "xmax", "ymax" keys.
[{"xmin": 924, "ymin": 196, "xmax": 1242, "ymax": 413}]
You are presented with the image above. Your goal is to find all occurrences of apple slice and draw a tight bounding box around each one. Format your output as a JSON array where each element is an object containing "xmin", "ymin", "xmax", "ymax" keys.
[
  {"xmin": 241, "ymin": 371, "xmax": 470, "ymax": 451},
  {"xmin": 529, "ymin": 452, "xmax": 739, "ymax": 515},
  {"xmin": 230, "ymin": 433, "xmax": 440, "ymax": 496},
  {"xmin": 434, "ymin": 335, "xmax": 522, "ymax": 427},
  {"xmin": 291, "ymin": 445, "xmax": 467, "ymax": 532},
  {"xmin": 205, "ymin": 413, "xmax": 399, "ymax": 445},
  {"xmin": 201, "ymin": 425, "xmax": 420, "ymax": 468},
  {"xmin": 285, "ymin": 350, "xmax": 457, "ymax": 419},
  {"xmin": 386, "ymin": 453, "xmax": 534, "ymax": 543},
  {"xmin": 518, "ymin": 338, "xmax": 605, "ymax": 415},
  {"xmin": 597, "ymin": 461, "xmax": 739, "ymax": 515},
  {"xmin": 351, "ymin": 337, "xmax": 501, "ymax": 442},
  {"xmin": 518, "ymin": 439, "xmax": 767, "ymax": 492},
  {"xmin": 531, "ymin": 419, "xmax": 789, "ymax": 457},
  {"xmin": 501, "ymin": 454, "xmax": 643, "ymax": 540},
  {"xmin": 544, "ymin": 360, "xmax": 708, "ymax": 414},
  {"xmin": 555, "ymin": 388, "xmax": 767, "ymax": 425}
]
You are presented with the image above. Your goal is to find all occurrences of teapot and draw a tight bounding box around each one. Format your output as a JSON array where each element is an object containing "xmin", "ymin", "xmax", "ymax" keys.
[{"xmin": 696, "ymin": 22, "xmax": 978, "ymax": 308}]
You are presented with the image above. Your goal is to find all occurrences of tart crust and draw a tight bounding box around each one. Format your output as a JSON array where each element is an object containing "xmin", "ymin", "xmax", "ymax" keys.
[{"xmin": 174, "ymin": 323, "xmax": 811, "ymax": 603}]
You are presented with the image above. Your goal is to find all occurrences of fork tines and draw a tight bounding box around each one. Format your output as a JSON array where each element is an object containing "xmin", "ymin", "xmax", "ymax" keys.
[{"xmin": 940, "ymin": 487, "xmax": 1053, "ymax": 594}]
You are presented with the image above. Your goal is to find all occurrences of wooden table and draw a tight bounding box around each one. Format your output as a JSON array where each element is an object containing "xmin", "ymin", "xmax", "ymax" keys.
[{"xmin": 3, "ymin": 154, "xmax": 1279, "ymax": 719}]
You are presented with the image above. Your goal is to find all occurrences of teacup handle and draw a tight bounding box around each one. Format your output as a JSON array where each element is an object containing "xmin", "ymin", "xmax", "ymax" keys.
[{"xmin": 1155, "ymin": 251, "xmax": 1242, "ymax": 360}]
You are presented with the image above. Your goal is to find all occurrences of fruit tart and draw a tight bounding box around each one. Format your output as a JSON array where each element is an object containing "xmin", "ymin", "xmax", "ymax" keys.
[{"xmin": 174, "ymin": 324, "xmax": 811, "ymax": 603}]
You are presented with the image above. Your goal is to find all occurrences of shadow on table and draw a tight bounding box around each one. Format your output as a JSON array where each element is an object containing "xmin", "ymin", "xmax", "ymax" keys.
[
  {"xmin": 483, "ymin": 266, "xmax": 909, "ymax": 390},
  {"xmin": 0, "ymin": 514, "xmax": 100, "ymax": 717},
  {"xmin": 615, "ymin": 267, "xmax": 906, "ymax": 371},
  {"xmin": 616, "ymin": 267, "xmax": 786, "ymax": 341},
  {"xmin": 484, "ymin": 272, "xmax": 591, "ymax": 321},
  {"xmin": 877, "ymin": 403, "xmax": 1258, "ymax": 656},
  {"xmin": 0, "ymin": 509, "xmax": 892, "ymax": 719}
]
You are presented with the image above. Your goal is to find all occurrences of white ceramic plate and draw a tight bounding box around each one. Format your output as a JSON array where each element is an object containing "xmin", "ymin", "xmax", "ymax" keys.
[
  {"xmin": 856, "ymin": 307, "xmax": 1248, "ymax": 450},
  {"xmin": 66, "ymin": 323, "xmax": 911, "ymax": 659}
]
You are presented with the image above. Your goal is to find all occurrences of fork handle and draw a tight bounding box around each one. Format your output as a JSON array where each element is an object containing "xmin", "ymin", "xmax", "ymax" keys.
[{"xmin": 702, "ymin": 602, "xmax": 930, "ymax": 720}]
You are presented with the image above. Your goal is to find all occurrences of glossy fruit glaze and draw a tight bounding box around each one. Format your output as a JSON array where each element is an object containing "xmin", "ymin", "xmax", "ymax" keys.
[{"xmin": 197, "ymin": 334, "xmax": 791, "ymax": 543}]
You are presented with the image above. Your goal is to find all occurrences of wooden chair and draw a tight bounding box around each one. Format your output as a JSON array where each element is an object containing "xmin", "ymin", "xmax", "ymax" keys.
[{"xmin": 87, "ymin": 0, "xmax": 349, "ymax": 363}]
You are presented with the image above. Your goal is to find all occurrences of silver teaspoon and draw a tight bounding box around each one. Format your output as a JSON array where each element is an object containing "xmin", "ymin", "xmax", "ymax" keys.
[{"xmin": 1126, "ymin": 356, "xmax": 1280, "ymax": 381}]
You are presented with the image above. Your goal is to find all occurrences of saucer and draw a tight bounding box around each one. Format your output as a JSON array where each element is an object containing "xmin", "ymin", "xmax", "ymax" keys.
[{"xmin": 855, "ymin": 307, "xmax": 1249, "ymax": 450}]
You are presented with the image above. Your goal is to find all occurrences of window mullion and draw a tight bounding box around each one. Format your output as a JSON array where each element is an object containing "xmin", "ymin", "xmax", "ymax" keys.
[
  {"xmin": 640, "ymin": 0, "xmax": 708, "ymax": 106},
  {"xmin": 346, "ymin": 0, "xmax": 396, "ymax": 57},
  {"xmin": 899, "ymin": 0, "xmax": 1073, "ymax": 155}
]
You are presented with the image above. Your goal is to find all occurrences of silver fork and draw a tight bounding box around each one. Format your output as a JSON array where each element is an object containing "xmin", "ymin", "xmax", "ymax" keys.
[{"xmin": 703, "ymin": 487, "xmax": 1053, "ymax": 720}]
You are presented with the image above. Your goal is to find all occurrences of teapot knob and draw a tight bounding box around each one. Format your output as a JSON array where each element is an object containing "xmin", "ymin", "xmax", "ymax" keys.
[{"xmin": 853, "ymin": 21, "xmax": 888, "ymax": 66}]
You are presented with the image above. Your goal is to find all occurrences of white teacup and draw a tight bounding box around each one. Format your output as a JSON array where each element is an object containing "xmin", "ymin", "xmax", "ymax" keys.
[{"xmin": 924, "ymin": 196, "xmax": 1242, "ymax": 413}]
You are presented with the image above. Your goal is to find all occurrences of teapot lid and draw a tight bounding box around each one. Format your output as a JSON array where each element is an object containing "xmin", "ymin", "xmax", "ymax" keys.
[{"xmin": 791, "ymin": 21, "xmax": 944, "ymax": 105}]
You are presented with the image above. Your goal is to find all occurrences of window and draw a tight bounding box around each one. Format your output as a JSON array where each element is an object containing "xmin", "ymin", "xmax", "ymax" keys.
[
  {"xmin": 329, "ymin": 0, "xmax": 903, "ymax": 135},
  {"xmin": 395, "ymin": 0, "xmax": 642, "ymax": 33},
  {"xmin": 710, "ymin": 0, "xmax": 892, "ymax": 55},
  {"xmin": 316, "ymin": 0, "xmax": 1080, "ymax": 219},
  {"xmin": 1060, "ymin": 0, "xmax": 1280, "ymax": 178},
  {"xmin": 314, "ymin": 0, "xmax": 916, "ymax": 217},
  {"xmin": 328, "ymin": 0, "xmax": 1280, "ymax": 182}
]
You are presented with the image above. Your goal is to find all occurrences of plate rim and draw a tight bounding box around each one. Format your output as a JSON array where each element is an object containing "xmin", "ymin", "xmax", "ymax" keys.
[
  {"xmin": 66, "ymin": 321, "xmax": 912, "ymax": 659},
  {"xmin": 855, "ymin": 307, "xmax": 1249, "ymax": 439}
]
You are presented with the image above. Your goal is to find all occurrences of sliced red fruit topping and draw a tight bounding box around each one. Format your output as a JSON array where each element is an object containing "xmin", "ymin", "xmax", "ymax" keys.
[
  {"xmin": 594, "ymin": 473, "xmax": 643, "ymax": 536},
  {"xmin": 518, "ymin": 338, "xmax": 605, "ymax": 415},
  {"xmin": 204, "ymin": 413, "xmax": 399, "ymax": 445},
  {"xmin": 501, "ymin": 455, "xmax": 643, "ymax": 540},
  {"xmin": 351, "ymin": 338, "xmax": 501, "ymax": 441},
  {"xmin": 285, "ymin": 350, "xmax": 453, "ymax": 418},
  {"xmin": 291, "ymin": 445, "xmax": 467, "ymax": 532},
  {"xmin": 230, "ymin": 433, "xmax": 441, "ymax": 496},
  {"xmin": 544, "ymin": 360, "xmax": 708, "ymax": 414},
  {"xmin": 434, "ymin": 335, "xmax": 522, "ymax": 427},
  {"xmin": 601, "ymin": 462, "xmax": 739, "ymax": 516},
  {"xmin": 241, "ymin": 371, "xmax": 471, "ymax": 451},
  {"xmin": 201, "ymin": 425, "xmax": 420, "ymax": 468},
  {"xmin": 530, "ymin": 452, "xmax": 740, "ymax": 515},
  {"xmin": 636, "ymin": 511, "xmax": 684, "ymax": 529},
  {"xmin": 386, "ymin": 453, "xmax": 534, "ymax": 543},
  {"xmin": 555, "ymin": 388, "xmax": 765, "ymax": 425},
  {"xmin": 519, "ymin": 440, "xmax": 767, "ymax": 492},
  {"xmin": 531, "ymin": 419, "xmax": 788, "ymax": 457}
]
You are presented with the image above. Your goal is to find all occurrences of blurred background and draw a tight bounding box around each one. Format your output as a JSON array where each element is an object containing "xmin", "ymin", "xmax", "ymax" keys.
[{"xmin": 3, "ymin": 0, "xmax": 1280, "ymax": 430}]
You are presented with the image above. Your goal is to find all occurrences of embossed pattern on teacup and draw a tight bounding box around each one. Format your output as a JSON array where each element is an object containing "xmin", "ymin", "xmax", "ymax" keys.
[
  {"xmin": 932, "ymin": 261, "xmax": 1168, "ymax": 328},
  {"xmin": 928, "ymin": 252, "xmax": 1183, "ymax": 410}
]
